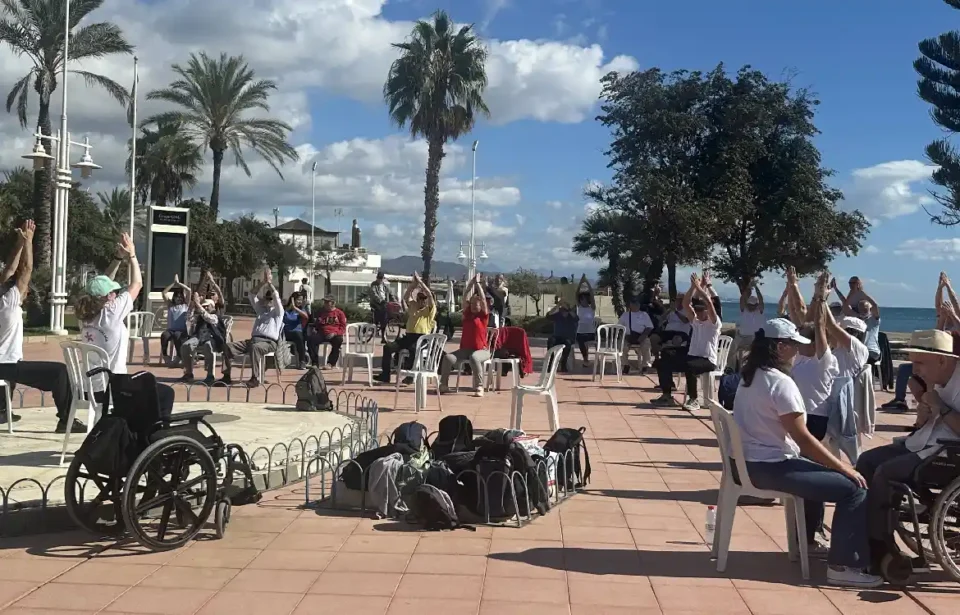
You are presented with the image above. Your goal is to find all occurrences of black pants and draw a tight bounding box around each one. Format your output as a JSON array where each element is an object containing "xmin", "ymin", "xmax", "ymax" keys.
[
  {"xmin": 868, "ymin": 351, "xmax": 881, "ymax": 365},
  {"xmin": 285, "ymin": 330, "xmax": 308, "ymax": 365},
  {"xmin": 547, "ymin": 336, "xmax": 575, "ymax": 372},
  {"xmin": 0, "ymin": 361, "xmax": 72, "ymax": 421},
  {"xmin": 656, "ymin": 350, "xmax": 714, "ymax": 398},
  {"xmin": 372, "ymin": 306, "xmax": 388, "ymax": 334},
  {"xmin": 855, "ymin": 442, "xmax": 923, "ymax": 543},
  {"xmin": 160, "ymin": 329, "xmax": 187, "ymax": 358},
  {"xmin": 308, "ymin": 332, "xmax": 343, "ymax": 366},
  {"xmin": 576, "ymin": 333, "xmax": 595, "ymax": 361},
  {"xmin": 381, "ymin": 333, "xmax": 423, "ymax": 379}
]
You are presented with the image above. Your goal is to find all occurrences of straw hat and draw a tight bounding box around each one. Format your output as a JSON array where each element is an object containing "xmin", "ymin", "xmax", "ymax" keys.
[{"xmin": 902, "ymin": 329, "xmax": 957, "ymax": 358}]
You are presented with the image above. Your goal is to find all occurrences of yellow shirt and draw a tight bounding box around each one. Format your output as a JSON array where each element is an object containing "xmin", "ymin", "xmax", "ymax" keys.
[{"xmin": 407, "ymin": 303, "xmax": 437, "ymax": 334}]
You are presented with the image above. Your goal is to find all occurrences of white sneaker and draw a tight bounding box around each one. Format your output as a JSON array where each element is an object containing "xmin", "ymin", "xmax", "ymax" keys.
[
  {"xmin": 473, "ymin": 387, "xmax": 484, "ymax": 398},
  {"xmin": 682, "ymin": 399, "xmax": 700, "ymax": 412},
  {"xmin": 826, "ymin": 566, "xmax": 883, "ymax": 588}
]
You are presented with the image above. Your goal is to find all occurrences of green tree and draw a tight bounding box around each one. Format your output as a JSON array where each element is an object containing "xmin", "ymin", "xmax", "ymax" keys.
[
  {"xmin": 384, "ymin": 10, "xmax": 489, "ymax": 282},
  {"xmin": 127, "ymin": 119, "xmax": 202, "ymax": 207},
  {"xmin": 506, "ymin": 268, "xmax": 543, "ymax": 316},
  {"xmin": 0, "ymin": 0, "xmax": 132, "ymax": 265},
  {"xmin": 0, "ymin": 167, "xmax": 34, "ymax": 257},
  {"xmin": 915, "ymin": 0, "xmax": 960, "ymax": 225},
  {"xmin": 185, "ymin": 198, "xmax": 220, "ymax": 273},
  {"xmin": 97, "ymin": 187, "xmax": 146, "ymax": 239},
  {"xmin": 67, "ymin": 186, "xmax": 114, "ymax": 271},
  {"xmin": 573, "ymin": 208, "xmax": 640, "ymax": 315},
  {"xmin": 145, "ymin": 52, "xmax": 299, "ymax": 217}
]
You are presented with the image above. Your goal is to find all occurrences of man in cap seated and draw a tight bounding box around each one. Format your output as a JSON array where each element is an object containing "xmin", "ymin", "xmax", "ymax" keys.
[{"xmin": 618, "ymin": 296, "xmax": 653, "ymax": 375}]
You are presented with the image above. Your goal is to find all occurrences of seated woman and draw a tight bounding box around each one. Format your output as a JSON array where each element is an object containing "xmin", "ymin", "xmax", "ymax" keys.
[
  {"xmin": 440, "ymin": 274, "xmax": 490, "ymax": 396},
  {"xmin": 734, "ymin": 318, "xmax": 880, "ymax": 588},
  {"xmin": 547, "ymin": 298, "xmax": 578, "ymax": 373},
  {"xmin": 199, "ymin": 271, "xmax": 226, "ymax": 314},
  {"xmin": 307, "ymin": 295, "xmax": 347, "ymax": 369},
  {"xmin": 179, "ymin": 295, "xmax": 224, "ymax": 383},
  {"xmin": 283, "ymin": 293, "xmax": 309, "ymax": 368},
  {"xmin": 160, "ymin": 275, "xmax": 191, "ymax": 365},
  {"xmin": 76, "ymin": 233, "xmax": 174, "ymax": 416},
  {"xmin": 574, "ymin": 276, "xmax": 597, "ymax": 368}
]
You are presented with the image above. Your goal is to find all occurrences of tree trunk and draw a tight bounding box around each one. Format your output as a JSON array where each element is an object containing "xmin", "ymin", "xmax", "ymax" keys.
[
  {"xmin": 666, "ymin": 258, "xmax": 677, "ymax": 301},
  {"xmin": 608, "ymin": 252, "xmax": 625, "ymax": 317},
  {"xmin": 209, "ymin": 148, "xmax": 224, "ymax": 218},
  {"xmin": 420, "ymin": 136, "xmax": 445, "ymax": 284},
  {"xmin": 32, "ymin": 97, "xmax": 53, "ymax": 267},
  {"xmin": 225, "ymin": 276, "xmax": 235, "ymax": 306}
]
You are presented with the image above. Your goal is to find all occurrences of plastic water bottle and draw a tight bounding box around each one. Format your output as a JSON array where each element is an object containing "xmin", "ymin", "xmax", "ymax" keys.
[{"xmin": 705, "ymin": 505, "xmax": 717, "ymax": 546}]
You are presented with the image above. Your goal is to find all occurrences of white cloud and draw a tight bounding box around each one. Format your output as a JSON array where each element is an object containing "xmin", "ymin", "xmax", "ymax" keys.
[
  {"xmin": 843, "ymin": 160, "xmax": 937, "ymax": 220},
  {"xmin": 894, "ymin": 238, "xmax": 960, "ymax": 261},
  {"xmin": 546, "ymin": 200, "xmax": 564, "ymax": 209},
  {"xmin": 864, "ymin": 245, "xmax": 880, "ymax": 254},
  {"xmin": 515, "ymin": 214, "xmax": 526, "ymax": 225},
  {"xmin": 453, "ymin": 219, "xmax": 516, "ymax": 239}
]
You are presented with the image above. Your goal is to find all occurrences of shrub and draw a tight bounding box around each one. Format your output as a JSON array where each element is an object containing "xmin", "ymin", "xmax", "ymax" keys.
[{"xmin": 520, "ymin": 316, "xmax": 553, "ymax": 336}]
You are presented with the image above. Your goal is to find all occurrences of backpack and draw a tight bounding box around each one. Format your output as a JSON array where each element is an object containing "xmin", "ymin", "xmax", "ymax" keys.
[
  {"xmin": 340, "ymin": 444, "xmax": 398, "ymax": 490},
  {"xmin": 431, "ymin": 415, "xmax": 474, "ymax": 458},
  {"xmin": 75, "ymin": 415, "xmax": 138, "ymax": 478},
  {"xmin": 222, "ymin": 444, "xmax": 263, "ymax": 505},
  {"xmin": 718, "ymin": 373, "xmax": 741, "ymax": 411},
  {"xmin": 295, "ymin": 367, "xmax": 333, "ymax": 412},
  {"xmin": 543, "ymin": 427, "xmax": 591, "ymax": 490},
  {"xmin": 391, "ymin": 422, "xmax": 428, "ymax": 456},
  {"xmin": 470, "ymin": 441, "xmax": 548, "ymax": 520},
  {"xmin": 410, "ymin": 484, "xmax": 475, "ymax": 531}
]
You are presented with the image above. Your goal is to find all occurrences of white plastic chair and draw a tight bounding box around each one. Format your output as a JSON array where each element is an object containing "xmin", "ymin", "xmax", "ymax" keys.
[
  {"xmin": 707, "ymin": 400, "xmax": 810, "ymax": 579},
  {"xmin": 206, "ymin": 315, "xmax": 234, "ymax": 372},
  {"xmin": 510, "ymin": 344, "xmax": 565, "ymax": 433},
  {"xmin": 456, "ymin": 327, "xmax": 498, "ymax": 392},
  {"xmin": 0, "ymin": 379, "xmax": 13, "ymax": 434},
  {"xmin": 689, "ymin": 335, "xmax": 733, "ymax": 404},
  {"xmin": 238, "ymin": 331, "xmax": 282, "ymax": 383},
  {"xmin": 125, "ymin": 311, "xmax": 156, "ymax": 366},
  {"xmin": 342, "ymin": 323, "xmax": 377, "ymax": 387},
  {"xmin": 393, "ymin": 333, "xmax": 447, "ymax": 413},
  {"xmin": 60, "ymin": 341, "xmax": 111, "ymax": 466},
  {"xmin": 592, "ymin": 324, "xmax": 627, "ymax": 382}
]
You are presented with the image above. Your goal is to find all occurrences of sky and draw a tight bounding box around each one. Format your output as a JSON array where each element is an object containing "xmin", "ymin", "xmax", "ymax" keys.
[{"xmin": 0, "ymin": 0, "xmax": 957, "ymax": 307}]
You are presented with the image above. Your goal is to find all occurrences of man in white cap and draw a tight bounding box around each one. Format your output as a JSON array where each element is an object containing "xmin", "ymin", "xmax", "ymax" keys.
[
  {"xmin": 855, "ymin": 329, "xmax": 960, "ymax": 570},
  {"xmin": 729, "ymin": 283, "xmax": 765, "ymax": 370},
  {"xmin": 179, "ymin": 294, "xmax": 224, "ymax": 383}
]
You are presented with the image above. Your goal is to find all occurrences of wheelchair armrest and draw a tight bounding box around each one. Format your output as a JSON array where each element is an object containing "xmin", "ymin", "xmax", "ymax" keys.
[
  {"xmin": 936, "ymin": 438, "xmax": 960, "ymax": 448},
  {"xmin": 168, "ymin": 410, "xmax": 213, "ymax": 423}
]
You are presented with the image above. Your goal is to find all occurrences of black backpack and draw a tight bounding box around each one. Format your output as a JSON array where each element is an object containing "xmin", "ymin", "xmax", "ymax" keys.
[
  {"xmin": 340, "ymin": 444, "xmax": 398, "ymax": 490},
  {"xmin": 392, "ymin": 422, "xmax": 428, "ymax": 456},
  {"xmin": 295, "ymin": 367, "xmax": 333, "ymax": 412},
  {"xmin": 75, "ymin": 415, "xmax": 138, "ymax": 478},
  {"xmin": 431, "ymin": 415, "xmax": 474, "ymax": 458},
  {"xmin": 222, "ymin": 444, "xmax": 263, "ymax": 506},
  {"xmin": 470, "ymin": 441, "xmax": 548, "ymax": 520},
  {"xmin": 543, "ymin": 427, "xmax": 591, "ymax": 490},
  {"xmin": 410, "ymin": 484, "xmax": 475, "ymax": 531}
]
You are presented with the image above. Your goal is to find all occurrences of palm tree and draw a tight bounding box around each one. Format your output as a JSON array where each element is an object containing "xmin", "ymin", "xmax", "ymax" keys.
[
  {"xmin": 383, "ymin": 10, "xmax": 489, "ymax": 282},
  {"xmin": 126, "ymin": 119, "xmax": 202, "ymax": 206},
  {"xmin": 97, "ymin": 187, "xmax": 145, "ymax": 238},
  {"xmin": 144, "ymin": 52, "xmax": 299, "ymax": 217},
  {"xmin": 0, "ymin": 0, "xmax": 132, "ymax": 265}
]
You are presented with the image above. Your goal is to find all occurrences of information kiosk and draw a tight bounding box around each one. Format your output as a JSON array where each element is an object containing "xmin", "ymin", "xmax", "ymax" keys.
[{"xmin": 144, "ymin": 205, "xmax": 190, "ymax": 315}]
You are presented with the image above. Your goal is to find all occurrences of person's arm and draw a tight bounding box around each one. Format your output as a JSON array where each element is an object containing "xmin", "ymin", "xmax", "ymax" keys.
[
  {"xmin": 739, "ymin": 285, "xmax": 749, "ymax": 312},
  {"xmin": 692, "ymin": 275, "xmax": 718, "ymax": 323},
  {"xmin": 463, "ymin": 275, "xmax": 478, "ymax": 309},
  {"xmin": 476, "ymin": 279, "xmax": 489, "ymax": 315},
  {"xmin": 833, "ymin": 281, "xmax": 855, "ymax": 317},
  {"xmin": 859, "ymin": 290, "xmax": 881, "ymax": 318},
  {"xmin": 105, "ymin": 253, "xmax": 123, "ymax": 280},
  {"xmin": 780, "ymin": 413, "xmax": 866, "ymax": 487},
  {"xmin": 823, "ymin": 291, "xmax": 853, "ymax": 351},
  {"xmin": 162, "ymin": 279, "xmax": 176, "ymax": 304},
  {"xmin": 785, "ymin": 267, "xmax": 807, "ymax": 325},
  {"xmin": 403, "ymin": 278, "xmax": 418, "ymax": 303},
  {"xmin": 777, "ymin": 288, "xmax": 788, "ymax": 317},
  {"xmin": 11, "ymin": 221, "xmax": 35, "ymax": 301},
  {"xmin": 755, "ymin": 285, "xmax": 764, "ymax": 314},
  {"xmin": 337, "ymin": 309, "xmax": 347, "ymax": 328},
  {"xmin": 200, "ymin": 310, "xmax": 218, "ymax": 325},
  {"xmin": 177, "ymin": 277, "xmax": 192, "ymax": 305},
  {"xmin": 810, "ymin": 275, "xmax": 830, "ymax": 360},
  {"xmin": 118, "ymin": 233, "xmax": 142, "ymax": 300},
  {"xmin": 206, "ymin": 273, "xmax": 224, "ymax": 305},
  {"xmin": 937, "ymin": 274, "xmax": 946, "ymax": 315},
  {"xmin": 415, "ymin": 273, "xmax": 435, "ymax": 308},
  {"xmin": 943, "ymin": 274, "xmax": 960, "ymax": 318},
  {"xmin": 581, "ymin": 274, "xmax": 596, "ymax": 309},
  {"xmin": 1, "ymin": 229, "xmax": 25, "ymax": 285},
  {"xmin": 681, "ymin": 275, "xmax": 697, "ymax": 321}
]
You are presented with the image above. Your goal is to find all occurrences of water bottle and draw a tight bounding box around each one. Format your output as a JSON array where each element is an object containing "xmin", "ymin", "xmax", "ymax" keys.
[{"xmin": 705, "ymin": 505, "xmax": 717, "ymax": 546}]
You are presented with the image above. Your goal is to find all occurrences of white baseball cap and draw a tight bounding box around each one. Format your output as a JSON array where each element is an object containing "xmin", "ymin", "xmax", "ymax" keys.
[
  {"xmin": 840, "ymin": 316, "xmax": 867, "ymax": 334},
  {"xmin": 761, "ymin": 318, "xmax": 811, "ymax": 344},
  {"xmin": 746, "ymin": 296, "xmax": 759, "ymax": 305}
]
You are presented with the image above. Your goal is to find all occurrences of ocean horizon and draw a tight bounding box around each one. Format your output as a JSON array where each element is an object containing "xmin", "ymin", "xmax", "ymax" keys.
[{"xmin": 719, "ymin": 302, "xmax": 935, "ymax": 334}]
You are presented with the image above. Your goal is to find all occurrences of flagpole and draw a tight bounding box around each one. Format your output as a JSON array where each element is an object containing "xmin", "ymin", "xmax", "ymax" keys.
[{"xmin": 128, "ymin": 56, "xmax": 137, "ymax": 284}]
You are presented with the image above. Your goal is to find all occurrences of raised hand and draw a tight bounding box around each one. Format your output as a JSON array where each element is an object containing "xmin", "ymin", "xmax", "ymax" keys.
[
  {"xmin": 943, "ymin": 272, "xmax": 952, "ymax": 288},
  {"xmin": 690, "ymin": 273, "xmax": 700, "ymax": 289},
  {"xmin": 15, "ymin": 219, "xmax": 35, "ymax": 240},
  {"xmin": 118, "ymin": 233, "xmax": 136, "ymax": 258},
  {"xmin": 702, "ymin": 269, "xmax": 712, "ymax": 286},
  {"xmin": 829, "ymin": 277, "xmax": 837, "ymax": 290},
  {"xmin": 786, "ymin": 266, "xmax": 797, "ymax": 285}
]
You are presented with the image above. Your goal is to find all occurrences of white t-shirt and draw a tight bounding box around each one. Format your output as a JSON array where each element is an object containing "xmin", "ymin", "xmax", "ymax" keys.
[
  {"xmin": 80, "ymin": 292, "xmax": 134, "ymax": 374},
  {"xmin": 791, "ymin": 349, "xmax": 840, "ymax": 417},
  {"xmin": 576, "ymin": 306, "xmax": 596, "ymax": 335},
  {"xmin": 835, "ymin": 337, "xmax": 869, "ymax": 379},
  {"xmin": 733, "ymin": 368, "xmax": 806, "ymax": 462},
  {"xmin": 618, "ymin": 309, "xmax": 653, "ymax": 334},
  {"xmin": 664, "ymin": 311, "xmax": 691, "ymax": 334},
  {"xmin": 0, "ymin": 285, "xmax": 23, "ymax": 364},
  {"xmin": 689, "ymin": 317, "xmax": 722, "ymax": 365},
  {"xmin": 904, "ymin": 364, "xmax": 960, "ymax": 457},
  {"xmin": 738, "ymin": 309, "xmax": 765, "ymax": 337}
]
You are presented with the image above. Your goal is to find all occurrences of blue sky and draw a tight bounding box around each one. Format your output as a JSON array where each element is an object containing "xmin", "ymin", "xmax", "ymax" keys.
[{"xmin": 1, "ymin": 0, "xmax": 956, "ymax": 307}]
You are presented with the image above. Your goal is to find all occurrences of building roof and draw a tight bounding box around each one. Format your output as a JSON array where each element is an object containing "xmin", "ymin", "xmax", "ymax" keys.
[{"xmin": 274, "ymin": 218, "xmax": 338, "ymax": 236}]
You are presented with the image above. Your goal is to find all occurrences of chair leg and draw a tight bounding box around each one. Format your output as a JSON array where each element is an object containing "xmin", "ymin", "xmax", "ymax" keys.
[
  {"xmin": 786, "ymin": 497, "xmax": 810, "ymax": 580},
  {"xmin": 434, "ymin": 376, "xmax": 444, "ymax": 413},
  {"xmin": 59, "ymin": 403, "xmax": 82, "ymax": 466},
  {"xmin": 513, "ymin": 392, "xmax": 525, "ymax": 430},
  {"xmin": 3, "ymin": 386, "xmax": 12, "ymax": 434},
  {"xmin": 715, "ymin": 484, "xmax": 739, "ymax": 572},
  {"xmin": 455, "ymin": 365, "xmax": 462, "ymax": 393},
  {"xmin": 592, "ymin": 355, "xmax": 599, "ymax": 382},
  {"xmin": 365, "ymin": 358, "xmax": 373, "ymax": 388},
  {"xmin": 392, "ymin": 378, "xmax": 402, "ymax": 412},
  {"xmin": 509, "ymin": 364, "xmax": 518, "ymax": 390},
  {"xmin": 616, "ymin": 355, "xmax": 622, "ymax": 382},
  {"xmin": 547, "ymin": 390, "xmax": 559, "ymax": 432},
  {"xmin": 341, "ymin": 358, "xmax": 349, "ymax": 385}
]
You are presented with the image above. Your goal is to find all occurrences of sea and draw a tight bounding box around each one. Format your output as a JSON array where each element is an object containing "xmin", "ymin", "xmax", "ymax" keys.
[{"xmin": 719, "ymin": 303, "xmax": 937, "ymax": 334}]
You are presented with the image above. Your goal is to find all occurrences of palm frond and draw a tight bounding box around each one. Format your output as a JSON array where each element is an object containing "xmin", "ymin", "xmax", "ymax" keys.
[
  {"xmin": 5, "ymin": 70, "xmax": 32, "ymax": 127},
  {"xmin": 69, "ymin": 22, "xmax": 133, "ymax": 60},
  {"xmin": 70, "ymin": 69, "xmax": 128, "ymax": 106}
]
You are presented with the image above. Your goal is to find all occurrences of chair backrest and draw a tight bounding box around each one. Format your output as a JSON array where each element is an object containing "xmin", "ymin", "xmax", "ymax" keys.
[
  {"xmin": 126, "ymin": 311, "xmax": 155, "ymax": 338},
  {"xmin": 486, "ymin": 327, "xmax": 500, "ymax": 351},
  {"xmin": 412, "ymin": 333, "xmax": 447, "ymax": 373},
  {"xmin": 716, "ymin": 335, "xmax": 734, "ymax": 370},
  {"xmin": 222, "ymin": 315, "xmax": 234, "ymax": 337},
  {"xmin": 345, "ymin": 322, "xmax": 377, "ymax": 355},
  {"xmin": 596, "ymin": 324, "xmax": 627, "ymax": 353},
  {"xmin": 153, "ymin": 308, "xmax": 167, "ymax": 331},
  {"xmin": 61, "ymin": 341, "xmax": 110, "ymax": 398},
  {"xmin": 537, "ymin": 344, "xmax": 567, "ymax": 391},
  {"xmin": 707, "ymin": 399, "xmax": 761, "ymax": 492},
  {"xmin": 431, "ymin": 321, "xmax": 438, "ymax": 334}
]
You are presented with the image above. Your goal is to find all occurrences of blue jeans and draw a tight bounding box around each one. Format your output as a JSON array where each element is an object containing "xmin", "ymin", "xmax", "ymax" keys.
[
  {"xmin": 893, "ymin": 362, "xmax": 913, "ymax": 402},
  {"xmin": 746, "ymin": 458, "xmax": 870, "ymax": 568}
]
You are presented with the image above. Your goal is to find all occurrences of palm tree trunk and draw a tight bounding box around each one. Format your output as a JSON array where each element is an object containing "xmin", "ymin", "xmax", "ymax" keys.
[
  {"xmin": 31, "ymin": 98, "xmax": 53, "ymax": 267},
  {"xmin": 666, "ymin": 258, "xmax": 677, "ymax": 302},
  {"xmin": 209, "ymin": 148, "xmax": 224, "ymax": 218},
  {"xmin": 420, "ymin": 136, "xmax": 445, "ymax": 284}
]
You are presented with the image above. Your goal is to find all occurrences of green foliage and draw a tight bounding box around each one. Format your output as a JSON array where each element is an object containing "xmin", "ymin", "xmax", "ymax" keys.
[
  {"xmin": 145, "ymin": 52, "xmax": 299, "ymax": 216},
  {"xmin": 184, "ymin": 199, "xmax": 219, "ymax": 273},
  {"xmin": 127, "ymin": 119, "xmax": 203, "ymax": 207},
  {"xmin": 383, "ymin": 9, "xmax": 489, "ymax": 281},
  {"xmin": 506, "ymin": 268, "xmax": 544, "ymax": 315},
  {"xmin": 97, "ymin": 187, "xmax": 146, "ymax": 239},
  {"xmin": 67, "ymin": 186, "xmax": 116, "ymax": 271},
  {"xmin": 915, "ymin": 1, "xmax": 960, "ymax": 225},
  {"xmin": 519, "ymin": 316, "xmax": 554, "ymax": 336}
]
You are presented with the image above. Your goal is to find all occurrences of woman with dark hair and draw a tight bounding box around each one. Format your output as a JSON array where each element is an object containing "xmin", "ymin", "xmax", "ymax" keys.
[
  {"xmin": 574, "ymin": 277, "xmax": 597, "ymax": 367},
  {"xmin": 733, "ymin": 317, "xmax": 880, "ymax": 588},
  {"xmin": 283, "ymin": 293, "xmax": 310, "ymax": 368},
  {"xmin": 160, "ymin": 275, "xmax": 191, "ymax": 364}
]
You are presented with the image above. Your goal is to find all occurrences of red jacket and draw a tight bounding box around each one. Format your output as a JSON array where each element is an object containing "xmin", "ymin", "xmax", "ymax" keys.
[
  {"xmin": 312, "ymin": 308, "xmax": 346, "ymax": 337},
  {"xmin": 497, "ymin": 326, "xmax": 533, "ymax": 376}
]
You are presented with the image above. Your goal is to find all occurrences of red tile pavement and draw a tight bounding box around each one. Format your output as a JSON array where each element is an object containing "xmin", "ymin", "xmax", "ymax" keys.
[{"xmin": 1, "ymin": 328, "xmax": 959, "ymax": 614}]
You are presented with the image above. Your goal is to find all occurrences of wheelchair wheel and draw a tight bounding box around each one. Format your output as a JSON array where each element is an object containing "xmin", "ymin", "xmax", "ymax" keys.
[
  {"xmin": 931, "ymin": 477, "xmax": 960, "ymax": 581},
  {"xmin": 896, "ymin": 512, "xmax": 936, "ymax": 562},
  {"xmin": 880, "ymin": 553, "xmax": 914, "ymax": 585},
  {"xmin": 64, "ymin": 455, "xmax": 125, "ymax": 536},
  {"xmin": 121, "ymin": 436, "xmax": 218, "ymax": 551},
  {"xmin": 214, "ymin": 499, "xmax": 231, "ymax": 539}
]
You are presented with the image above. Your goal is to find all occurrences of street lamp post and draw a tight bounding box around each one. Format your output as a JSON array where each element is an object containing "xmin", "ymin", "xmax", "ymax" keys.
[
  {"xmin": 457, "ymin": 140, "xmax": 487, "ymax": 280},
  {"xmin": 21, "ymin": 0, "xmax": 102, "ymax": 335},
  {"xmin": 310, "ymin": 161, "xmax": 317, "ymax": 286}
]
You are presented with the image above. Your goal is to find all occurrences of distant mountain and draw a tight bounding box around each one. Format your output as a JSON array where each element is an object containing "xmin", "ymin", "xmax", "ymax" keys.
[{"xmin": 379, "ymin": 256, "xmax": 510, "ymax": 277}]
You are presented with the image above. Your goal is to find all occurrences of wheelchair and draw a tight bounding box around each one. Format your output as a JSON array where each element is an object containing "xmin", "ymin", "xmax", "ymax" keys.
[
  {"xmin": 878, "ymin": 438, "xmax": 960, "ymax": 584},
  {"xmin": 64, "ymin": 369, "xmax": 245, "ymax": 551}
]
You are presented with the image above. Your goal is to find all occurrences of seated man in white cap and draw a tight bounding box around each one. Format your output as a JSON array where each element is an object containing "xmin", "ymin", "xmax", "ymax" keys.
[
  {"xmin": 855, "ymin": 329, "xmax": 960, "ymax": 570},
  {"xmin": 179, "ymin": 294, "xmax": 224, "ymax": 383}
]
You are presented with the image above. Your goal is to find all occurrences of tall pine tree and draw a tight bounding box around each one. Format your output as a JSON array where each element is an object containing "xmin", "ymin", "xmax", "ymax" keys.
[{"xmin": 916, "ymin": 0, "xmax": 960, "ymax": 225}]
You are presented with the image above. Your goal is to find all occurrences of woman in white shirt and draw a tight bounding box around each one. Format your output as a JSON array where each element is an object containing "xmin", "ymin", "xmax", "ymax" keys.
[
  {"xmin": 575, "ymin": 280, "xmax": 597, "ymax": 367},
  {"xmin": 792, "ymin": 281, "xmax": 840, "ymax": 441},
  {"xmin": 728, "ymin": 284, "xmax": 765, "ymax": 370},
  {"xmin": 652, "ymin": 274, "xmax": 721, "ymax": 412},
  {"xmin": 733, "ymin": 318, "xmax": 880, "ymax": 588}
]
